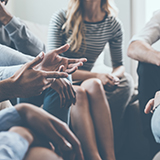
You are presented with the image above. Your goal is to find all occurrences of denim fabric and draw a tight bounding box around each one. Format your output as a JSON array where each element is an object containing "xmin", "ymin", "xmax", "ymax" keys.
[
  {"xmin": 0, "ymin": 131, "xmax": 29, "ymax": 160},
  {"xmin": 20, "ymin": 75, "xmax": 72, "ymax": 124},
  {"xmin": 0, "ymin": 44, "xmax": 34, "ymax": 80},
  {"xmin": 151, "ymin": 105, "xmax": 160, "ymax": 144},
  {"xmin": 0, "ymin": 107, "xmax": 22, "ymax": 131}
]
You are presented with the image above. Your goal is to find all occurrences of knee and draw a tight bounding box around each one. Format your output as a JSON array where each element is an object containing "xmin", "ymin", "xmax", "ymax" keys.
[
  {"xmin": 121, "ymin": 73, "xmax": 134, "ymax": 94},
  {"xmin": 82, "ymin": 78, "xmax": 103, "ymax": 93},
  {"xmin": 9, "ymin": 126, "xmax": 34, "ymax": 145},
  {"xmin": 74, "ymin": 86, "xmax": 87, "ymax": 100}
]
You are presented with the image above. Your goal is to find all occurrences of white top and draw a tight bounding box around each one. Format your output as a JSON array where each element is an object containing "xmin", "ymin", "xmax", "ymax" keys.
[{"xmin": 130, "ymin": 9, "xmax": 160, "ymax": 45}]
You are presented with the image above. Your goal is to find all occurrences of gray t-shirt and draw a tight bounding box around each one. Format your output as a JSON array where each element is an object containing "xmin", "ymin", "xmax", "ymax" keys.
[
  {"xmin": 0, "ymin": 16, "xmax": 45, "ymax": 80},
  {"xmin": 130, "ymin": 9, "xmax": 160, "ymax": 45}
]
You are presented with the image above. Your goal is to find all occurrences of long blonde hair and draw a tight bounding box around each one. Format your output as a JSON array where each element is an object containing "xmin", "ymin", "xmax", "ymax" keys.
[{"xmin": 62, "ymin": 0, "xmax": 118, "ymax": 53}]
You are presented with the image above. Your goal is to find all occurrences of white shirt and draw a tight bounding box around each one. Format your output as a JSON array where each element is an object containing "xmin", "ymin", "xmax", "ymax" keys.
[{"xmin": 130, "ymin": 9, "xmax": 160, "ymax": 45}]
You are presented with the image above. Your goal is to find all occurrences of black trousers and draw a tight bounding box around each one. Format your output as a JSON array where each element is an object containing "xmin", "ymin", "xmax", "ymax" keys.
[{"xmin": 137, "ymin": 62, "xmax": 160, "ymax": 159}]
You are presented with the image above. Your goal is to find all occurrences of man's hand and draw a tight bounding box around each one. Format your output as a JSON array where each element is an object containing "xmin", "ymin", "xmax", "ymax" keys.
[
  {"xmin": 16, "ymin": 103, "xmax": 84, "ymax": 160},
  {"xmin": 0, "ymin": 1, "xmax": 12, "ymax": 25},
  {"xmin": 51, "ymin": 78, "xmax": 76, "ymax": 108},
  {"xmin": 11, "ymin": 52, "xmax": 68, "ymax": 98},
  {"xmin": 144, "ymin": 91, "xmax": 160, "ymax": 114},
  {"xmin": 97, "ymin": 73, "xmax": 120, "ymax": 91},
  {"xmin": 36, "ymin": 44, "xmax": 87, "ymax": 74}
]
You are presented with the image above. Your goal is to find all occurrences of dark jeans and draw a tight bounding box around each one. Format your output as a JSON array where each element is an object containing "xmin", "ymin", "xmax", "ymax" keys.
[
  {"xmin": 137, "ymin": 62, "xmax": 160, "ymax": 158},
  {"xmin": 20, "ymin": 87, "xmax": 69, "ymax": 123}
]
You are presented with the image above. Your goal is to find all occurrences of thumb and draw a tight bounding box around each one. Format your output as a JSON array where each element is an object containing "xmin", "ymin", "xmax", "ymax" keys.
[
  {"xmin": 26, "ymin": 52, "xmax": 44, "ymax": 69},
  {"xmin": 58, "ymin": 65, "xmax": 65, "ymax": 72},
  {"xmin": 54, "ymin": 44, "xmax": 70, "ymax": 55}
]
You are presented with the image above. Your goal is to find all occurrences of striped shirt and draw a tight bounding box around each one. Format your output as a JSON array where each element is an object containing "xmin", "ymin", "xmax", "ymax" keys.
[{"xmin": 47, "ymin": 10, "xmax": 123, "ymax": 71}]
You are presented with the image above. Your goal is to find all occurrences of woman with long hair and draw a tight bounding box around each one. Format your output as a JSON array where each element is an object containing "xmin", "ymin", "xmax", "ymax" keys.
[{"xmin": 47, "ymin": 0, "xmax": 134, "ymax": 159}]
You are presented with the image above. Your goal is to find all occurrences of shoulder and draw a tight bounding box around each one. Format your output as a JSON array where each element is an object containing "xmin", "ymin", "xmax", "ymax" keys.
[
  {"xmin": 152, "ymin": 9, "xmax": 160, "ymax": 21},
  {"xmin": 50, "ymin": 9, "xmax": 66, "ymax": 26},
  {"xmin": 106, "ymin": 16, "xmax": 122, "ymax": 29}
]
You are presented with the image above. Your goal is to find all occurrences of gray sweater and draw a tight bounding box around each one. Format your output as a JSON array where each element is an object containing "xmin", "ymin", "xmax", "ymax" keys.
[{"xmin": 0, "ymin": 16, "xmax": 45, "ymax": 80}]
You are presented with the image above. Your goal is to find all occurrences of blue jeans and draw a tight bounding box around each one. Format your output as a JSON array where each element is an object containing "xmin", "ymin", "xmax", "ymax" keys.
[
  {"xmin": 20, "ymin": 76, "xmax": 72, "ymax": 124},
  {"xmin": 152, "ymin": 105, "xmax": 160, "ymax": 144},
  {"xmin": 0, "ymin": 131, "xmax": 29, "ymax": 160},
  {"xmin": 20, "ymin": 87, "xmax": 69, "ymax": 123}
]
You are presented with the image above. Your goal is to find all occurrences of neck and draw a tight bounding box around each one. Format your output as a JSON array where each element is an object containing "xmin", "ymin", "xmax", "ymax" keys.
[{"xmin": 82, "ymin": 0, "xmax": 106, "ymax": 22}]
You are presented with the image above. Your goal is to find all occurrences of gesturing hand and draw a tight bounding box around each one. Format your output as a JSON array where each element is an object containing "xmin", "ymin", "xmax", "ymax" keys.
[
  {"xmin": 51, "ymin": 78, "xmax": 76, "ymax": 108},
  {"xmin": 144, "ymin": 91, "xmax": 160, "ymax": 114},
  {"xmin": 98, "ymin": 73, "xmax": 120, "ymax": 91},
  {"xmin": 36, "ymin": 44, "xmax": 87, "ymax": 74},
  {"xmin": 11, "ymin": 52, "xmax": 68, "ymax": 98}
]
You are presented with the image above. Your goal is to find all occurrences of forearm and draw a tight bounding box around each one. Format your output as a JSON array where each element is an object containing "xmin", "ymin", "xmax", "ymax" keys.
[
  {"xmin": 16, "ymin": 103, "xmax": 65, "ymax": 143},
  {"xmin": 72, "ymin": 70, "xmax": 98, "ymax": 81},
  {"xmin": 127, "ymin": 41, "xmax": 160, "ymax": 66},
  {"xmin": 112, "ymin": 65, "xmax": 125, "ymax": 78},
  {"xmin": 0, "ymin": 78, "xmax": 16, "ymax": 102}
]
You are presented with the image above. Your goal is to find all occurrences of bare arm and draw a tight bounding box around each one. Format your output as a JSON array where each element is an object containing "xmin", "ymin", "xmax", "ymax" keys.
[
  {"xmin": 111, "ymin": 65, "xmax": 125, "ymax": 78},
  {"xmin": 72, "ymin": 70, "xmax": 98, "ymax": 82},
  {"xmin": 72, "ymin": 65, "xmax": 124, "ymax": 81},
  {"xmin": 127, "ymin": 41, "xmax": 160, "ymax": 66},
  {"xmin": 15, "ymin": 103, "xmax": 84, "ymax": 160}
]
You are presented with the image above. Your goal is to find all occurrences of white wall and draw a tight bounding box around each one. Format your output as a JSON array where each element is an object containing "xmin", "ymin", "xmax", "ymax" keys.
[
  {"xmin": 9, "ymin": 0, "xmax": 69, "ymax": 25},
  {"xmin": 7, "ymin": 0, "xmax": 135, "ymax": 76},
  {"xmin": 115, "ymin": 0, "xmax": 132, "ymax": 74}
]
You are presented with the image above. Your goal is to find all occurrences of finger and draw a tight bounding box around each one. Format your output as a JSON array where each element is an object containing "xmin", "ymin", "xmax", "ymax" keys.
[
  {"xmin": 70, "ymin": 87, "xmax": 76, "ymax": 105},
  {"xmin": 65, "ymin": 66, "xmax": 78, "ymax": 74},
  {"xmin": 107, "ymin": 78, "xmax": 115, "ymax": 86},
  {"xmin": 68, "ymin": 58, "xmax": 87, "ymax": 64},
  {"xmin": 107, "ymin": 74, "xmax": 115, "ymax": 81},
  {"xmin": 47, "ymin": 125, "xmax": 72, "ymax": 152},
  {"xmin": 61, "ymin": 88, "xmax": 66, "ymax": 108},
  {"xmin": 58, "ymin": 65, "xmax": 65, "ymax": 72},
  {"xmin": 114, "ymin": 81, "xmax": 120, "ymax": 85},
  {"xmin": 54, "ymin": 44, "xmax": 70, "ymax": 55},
  {"xmin": 68, "ymin": 62, "xmax": 83, "ymax": 69},
  {"xmin": 63, "ymin": 80, "xmax": 75, "ymax": 108},
  {"xmin": 26, "ymin": 52, "xmax": 44, "ymax": 69},
  {"xmin": 144, "ymin": 99, "xmax": 154, "ymax": 114},
  {"xmin": 59, "ymin": 79, "xmax": 69, "ymax": 108},
  {"xmin": 58, "ymin": 125, "xmax": 84, "ymax": 160},
  {"xmin": 59, "ymin": 93, "xmax": 64, "ymax": 108},
  {"xmin": 42, "ymin": 83, "xmax": 52, "ymax": 92},
  {"xmin": 44, "ymin": 71, "xmax": 68, "ymax": 79}
]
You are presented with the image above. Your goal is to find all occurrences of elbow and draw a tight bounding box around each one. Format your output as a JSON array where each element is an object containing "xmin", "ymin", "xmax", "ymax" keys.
[{"xmin": 127, "ymin": 43, "xmax": 135, "ymax": 59}]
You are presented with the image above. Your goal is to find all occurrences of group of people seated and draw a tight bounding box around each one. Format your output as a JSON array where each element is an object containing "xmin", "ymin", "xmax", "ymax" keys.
[{"xmin": 1, "ymin": 0, "xmax": 160, "ymax": 159}]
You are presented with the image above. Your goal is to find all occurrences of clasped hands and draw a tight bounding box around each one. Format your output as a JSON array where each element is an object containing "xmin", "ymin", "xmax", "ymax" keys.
[{"xmin": 97, "ymin": 73, "xmax": 120, "ymax": 91}]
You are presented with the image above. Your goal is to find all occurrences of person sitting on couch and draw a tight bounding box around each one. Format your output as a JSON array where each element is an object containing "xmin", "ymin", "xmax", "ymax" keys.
[
  {"xmin": 0, "ymin": 47, "xmax": 85, "ymax": 160},
  {"xmin": 0, "ymin": 0, "xmax": 86, "ymax": 124},
  {"xmin": 127, "ymin": 9, "xmax": 160, "ymax": 159}
]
